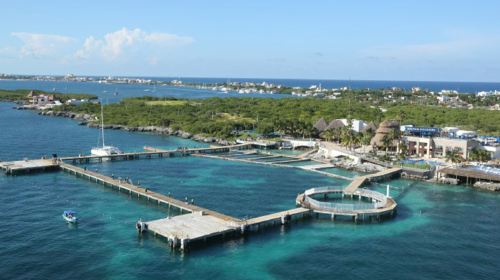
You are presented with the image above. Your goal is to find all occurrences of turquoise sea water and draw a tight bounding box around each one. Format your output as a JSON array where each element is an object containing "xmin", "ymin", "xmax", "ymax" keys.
[{"xmin": 1, "ymin": 102, "xmax": 499, "ymax": 279}]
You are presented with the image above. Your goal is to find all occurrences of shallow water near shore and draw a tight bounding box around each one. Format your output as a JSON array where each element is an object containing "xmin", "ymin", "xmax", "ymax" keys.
[{"xmin": 1, "ymin": 102, "xmax": 499, "ymax": 280}]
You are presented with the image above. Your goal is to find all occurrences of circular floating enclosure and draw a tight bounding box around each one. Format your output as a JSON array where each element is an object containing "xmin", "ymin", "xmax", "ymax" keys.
[{"xmin": 296, "ymin": 186, "xmax": 397, "ymax": 219}]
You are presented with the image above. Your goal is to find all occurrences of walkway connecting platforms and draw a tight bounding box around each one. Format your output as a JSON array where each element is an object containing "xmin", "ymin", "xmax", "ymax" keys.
[{"xmin": 344, "ymin": 167, "xmax": 402, "ymax": 194}]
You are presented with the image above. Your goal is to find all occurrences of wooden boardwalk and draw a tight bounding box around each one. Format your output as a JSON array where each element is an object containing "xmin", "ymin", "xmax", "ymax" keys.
[
  {"xmin": 1, "ymin": 144, "xmax": 254, "ymax": 174},
  {"xmin": 245, "ymin": 207, "xmax": 311, "ymax": 227},
  {"xmin": 62, "ymin": 143, "xmax": 253, "ymax": 163},
  {"xmin": 59, "ymin": 162, "xmax": 239, "ymax": 222},
  {"xmin": 344, "ymin": 167, "xmax": 402, "ymax": 194}
]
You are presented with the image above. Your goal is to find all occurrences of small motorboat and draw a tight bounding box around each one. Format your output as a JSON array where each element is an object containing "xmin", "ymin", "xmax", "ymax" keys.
[
  {"xmin": 136, "ymin": 218, "xmax": 148, "ymax": 233},
  {"xmin": 62, "ymin": 210, "xmax": 78, "ymax": 223}
]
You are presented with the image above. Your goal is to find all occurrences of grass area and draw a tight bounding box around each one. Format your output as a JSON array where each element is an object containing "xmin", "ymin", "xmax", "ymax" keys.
[
  {"xmin": 145, "ymin": 100, "xmax": 189, "ymax": 106},
  {"xmin": 217, "ymin": 113, "xmax": 255, "ymax": 123}
]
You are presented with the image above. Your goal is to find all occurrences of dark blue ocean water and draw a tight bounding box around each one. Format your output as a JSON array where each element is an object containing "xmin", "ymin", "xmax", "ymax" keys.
[
  {"xmin": 0, "ymin": 102, "xmax": 499, "ymax": 279},
  {"xmin": 1, "ymin": 78, "xmax": 500, "ymax": 103}
]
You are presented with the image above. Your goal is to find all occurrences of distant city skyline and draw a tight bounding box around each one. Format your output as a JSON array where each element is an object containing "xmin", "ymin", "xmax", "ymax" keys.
[{"xmin": 1, "ymin": 0, "xmax": 500, "ymax": 82}]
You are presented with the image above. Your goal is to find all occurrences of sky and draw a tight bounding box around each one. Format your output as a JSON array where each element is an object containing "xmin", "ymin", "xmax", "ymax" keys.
[{"xmin": 1, "ymin": 0, "xmax": 500, "ymax": 82}]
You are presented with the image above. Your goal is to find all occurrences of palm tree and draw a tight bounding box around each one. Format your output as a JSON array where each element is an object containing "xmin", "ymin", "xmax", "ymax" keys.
[
  {"xmin": 332, "ymin": 127, "xmax": 343, "ymax": 143},
  {"xmin": 320, "ymin": 129, "xmax": 335, "ymax": 142},
  {"xmin": 445, "ymin": 149, "xmax": 464, "ymax": 164},
  {"xmin": 398, "ymin": 143, "xmax": 408, "ymax": 160},
  {"xmin": 381, "ymin": 134, "xmax": 391, "ymax": 156},
  {"xmin": 469, "ymin": 148, "xmax": 491, "ymax": 162},
  {"xmin": 389, "ymin": 128, "xmax": 401, "ymax": 154},
  {"xmin": 340, "ymin": 127, "xmax": 355, "ymax": 150}
]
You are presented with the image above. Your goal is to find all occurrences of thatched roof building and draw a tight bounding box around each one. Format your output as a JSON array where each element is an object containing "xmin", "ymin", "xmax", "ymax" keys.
[
  {"xmin": 370, "ymin": 120, "xmax": 400, "ymax": 147},
  {"xmin": 313, "ymin": 118, "xmax": 328, "ymax": 132},
  {"xmin": 326, "ymin": 119, "xmax": 345, "ymax": 130}
]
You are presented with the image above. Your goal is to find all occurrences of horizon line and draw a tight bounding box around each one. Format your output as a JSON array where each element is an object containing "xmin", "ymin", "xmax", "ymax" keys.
[{"xmin": 2, "ymin": 72, "xmax": 500, "ymax": 85}]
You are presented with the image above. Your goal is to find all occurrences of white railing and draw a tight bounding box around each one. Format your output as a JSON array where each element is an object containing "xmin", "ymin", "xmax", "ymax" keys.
[
  {"xmin": 304, "ymin": 186, "xmax": 343, "ymax": 196},
  {"xmin": 305, "ymin": 196, "xmax": 375, "ymax": 212},
  {"xmin": 303, "ymin": 186, "xmax": 389, "ymax": 211}
]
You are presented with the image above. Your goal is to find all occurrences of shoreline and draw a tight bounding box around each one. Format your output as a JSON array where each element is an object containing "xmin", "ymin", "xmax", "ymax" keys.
[{"xmin": 36, "ymin": 108, "xmax": 239, "ymax": 146}]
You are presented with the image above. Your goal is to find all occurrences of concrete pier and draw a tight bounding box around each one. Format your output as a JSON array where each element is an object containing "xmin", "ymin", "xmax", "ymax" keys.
[{"xmin": 0, "ymin": 159, "xmax": 59, "ymax": 175}]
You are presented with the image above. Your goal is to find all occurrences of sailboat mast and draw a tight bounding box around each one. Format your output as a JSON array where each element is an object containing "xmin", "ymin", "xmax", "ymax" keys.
[{"xmin": 100, "ymin": 102, "xmax": 105, "ymax": 147}]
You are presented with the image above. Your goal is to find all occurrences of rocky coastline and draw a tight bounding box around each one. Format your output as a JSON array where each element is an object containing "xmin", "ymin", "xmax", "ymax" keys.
[{"xmin": 37, "ymin": 109, "xmax": 237, "ymax": 146}]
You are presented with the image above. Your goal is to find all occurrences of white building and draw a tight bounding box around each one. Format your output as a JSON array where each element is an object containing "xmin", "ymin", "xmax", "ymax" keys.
[
  {"xmin": 483, "ymin": 145, "xmax": 500, "ymax": 160},
  {"xmin": 337, "ymin": 119, "xmax": 368, "ymax": 133}
]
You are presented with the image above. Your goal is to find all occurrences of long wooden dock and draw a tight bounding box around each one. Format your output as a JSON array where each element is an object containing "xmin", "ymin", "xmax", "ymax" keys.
[
  {"xmin": 59, "ymin": 162, "xmax": 239, "ymax": 222},
  {"xmin": 62, "ymin": 143, "xmax": 253, "ymax": 163},
  {"xmin": 1, "ymin": 144, "xmax": 254, "ymax": 175}
]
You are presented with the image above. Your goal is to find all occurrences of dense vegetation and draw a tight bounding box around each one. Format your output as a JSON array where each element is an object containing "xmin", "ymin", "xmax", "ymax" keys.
[
  {"xmin": 384, "ymin": 105, "xmax": 500, "ymax": 134},
  {"xmin": 54, "ymin": 96, "xmax": 383, "ymax": 138},
  {"xmin": 50, "ymin": 96, "xmax": 500, "ymax": 138},
  {"xmin": 0, "ymin": 89, "xmax": 97, "ymax": 102}
]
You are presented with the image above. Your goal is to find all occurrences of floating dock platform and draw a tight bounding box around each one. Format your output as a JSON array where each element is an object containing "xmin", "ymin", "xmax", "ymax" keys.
[
  {"xmin": 0, "ymin": 159, "xmax": 59, "ymax": 175},
  {"xmin": 146, "ymin": 212, "xmax": 239, "ymax": 250}
]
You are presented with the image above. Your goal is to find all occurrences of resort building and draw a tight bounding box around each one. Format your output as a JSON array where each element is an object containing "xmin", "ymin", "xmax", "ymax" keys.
[
  {"xmin": 314, "ymin": 118, "xmax": 372, "ymax": 133},
  {"xmin": 402, "ymin": 136, "xmax": 481, "ymax": 159},
  {"xmin": 27, "ymin": 90, "xmax": 55, "ymax": 106},
  {"xmin": 483, "ymin": 144, "xmax": 500, "ymax": 160}
]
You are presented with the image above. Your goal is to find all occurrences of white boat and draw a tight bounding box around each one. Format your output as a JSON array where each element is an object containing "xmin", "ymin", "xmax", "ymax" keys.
[
  {"xmin": 91, "ymin": 102, "xmax": 122, "ymax": 156},
  {"xmin": 91, "ymin": 145, "xmax": 122, "ymax": 156},
  {"xmin": 62, "ymin": 210, "xmax": 78, "ymax": 223}
]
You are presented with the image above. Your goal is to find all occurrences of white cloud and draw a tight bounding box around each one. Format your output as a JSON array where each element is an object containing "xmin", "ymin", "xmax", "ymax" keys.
[
  {"xmin": 75, "ymin": 36, "xmax": 102, "ymax": 59},
  {"xmin": 11, "ymin": 32, "xmax": 74, "ymax": 58},
  {"xmin": 76, "ymin": 28, "xmax": 194, "ymax": 60}
]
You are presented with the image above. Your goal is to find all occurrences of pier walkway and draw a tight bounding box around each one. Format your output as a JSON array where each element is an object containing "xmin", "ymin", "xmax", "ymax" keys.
[
  {"xmin": 0, "ymin": 144, "xmax": 254, "ymax": 174},
  {"xmin": 344, "ymin": 167, "xmax": 402, "ymax": 194},
  {"xmin": 244, "ymin": 207, "xmax": 311, "ymax": 228},
  {"xmin": 62, "ymin": 143, "xmax": 253, "ymax": 163},
  {"xmin": 59, "ymin": 162, "xmax": 238, "ymax": 222}
]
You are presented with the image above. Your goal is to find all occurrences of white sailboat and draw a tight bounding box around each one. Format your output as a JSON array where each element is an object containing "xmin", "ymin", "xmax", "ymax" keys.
[{"xmin": 91, "ymin": 103, "xmax": 122, "ymax": 156}]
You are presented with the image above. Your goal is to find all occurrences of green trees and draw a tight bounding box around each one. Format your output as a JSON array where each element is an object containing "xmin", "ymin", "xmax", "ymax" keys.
[
  {"xmin": 320, "ymin": 129, "xmax": 335, "ymax": 142},
  {"xmin": 385, "ymin": 105, "xmax": 500, "ymax": 135},
  {"xmin": 42, "ymin": 94, "xmax": 500, "ymax": 140},
  {"xmin": 381, "ymin": 134, "xmax": 391, "ymax": 156},
  {"xmin": 445, "ymin": 149, "xmax": 464, "ymax": 164},
  {"xmin": 468, "ymin": 148, "xmax": 491, "ymax": 162}
]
